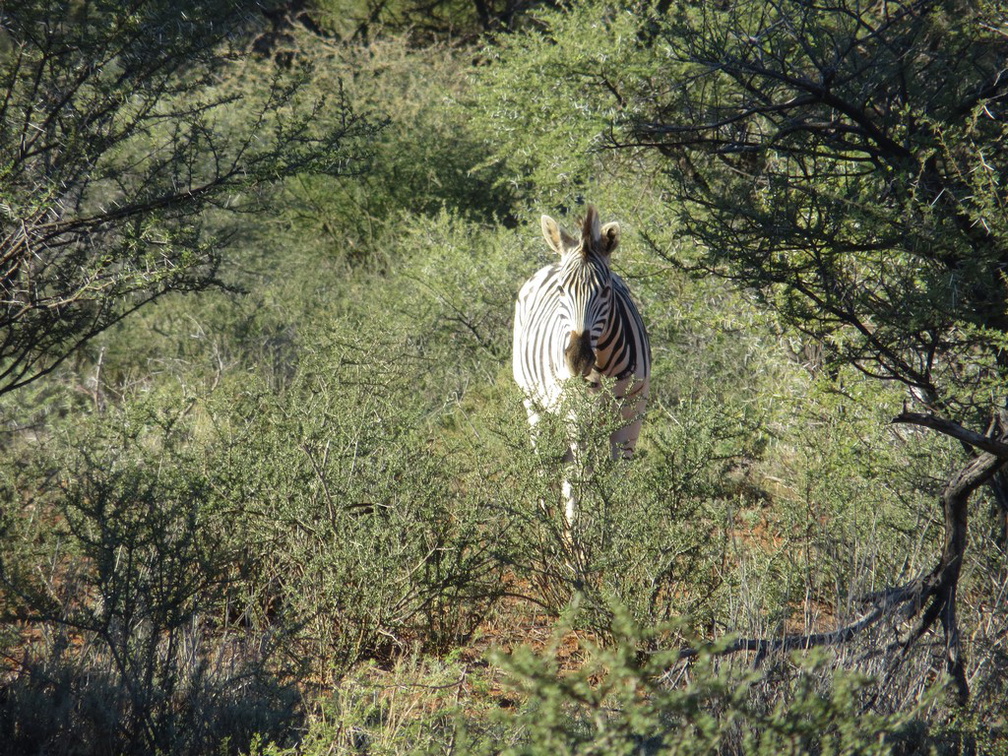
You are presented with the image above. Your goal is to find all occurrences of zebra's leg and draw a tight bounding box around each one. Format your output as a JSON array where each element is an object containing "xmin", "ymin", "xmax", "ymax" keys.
[
  {"xmin": 523, "ymin": 399, "xmax": 543, "ymax": 451},
  {"xmin": 525, "ymin": 400, "xmax": 560, "ymax": 523},
  {"xmin": 561, "ymin": 452, "xmax": 593, "ymax": 586},
  {"xmin": 609, "ymin": 379, "xmax": 648, "ymax": 460},
  {"xmin": 561, "ymin": 428, "xmax": 587, "ymax": 575},
  {"xmin": 528, "ymin": 400, "xmax": 584, "ymax": 570},
  {"xmin": 609, "ymin": 413, "xmax": 643, "ymax": 460},
  {"xmin": 562, "ymin": 407, "xmax": 581, "ymax": 531},
  {"xmin": 559, "ymin": 436, "xmax": 577, "ymax": 529},
  {"xmin": 562, "ymin": 471, "xmax": 577, "ymax": 529}
]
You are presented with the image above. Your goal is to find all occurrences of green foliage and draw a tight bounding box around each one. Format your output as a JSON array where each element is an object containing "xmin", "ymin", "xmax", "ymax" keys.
[
  {"xmin": 631, "ymin": 0, "xmax": 1006, "ymax": 420},
  {"xmin": 487, "ymin": 607, "xmax": 930, "ymax": 756},
  {"xmin": 273, "ymin": 33, "xmax": 518, "ymax": 267},
  {"xmin": 371, "ymin": 210, "xmax": 525, "ymax": 409},
  {"xmin": 309, "ymin": 0, "xmax": 526, "ymax": 41},
  {"xmin": 0, "ymin": 0, "xmax": 379, "ymax": 395},
  {"xmin": 205, "ymin": 330, "xmax": 509, "ymax": 678},
  {"xmin": 262, "ymin": 654, "xmax": 476, "ymax": 756},
  {"xmin": 470, "ymin": 3, "xmax": 669, "ymax": 210},
  {"xmin": 498, "ymin": 387, "xmax": 753, "ymax": 629},
  {"xmin": 0, "ymin": 395, "xmax": 299, "ymax": 755},
  {"xmin": 1, "ymin": 1, "xmax": 1007, "ymax": 753}
]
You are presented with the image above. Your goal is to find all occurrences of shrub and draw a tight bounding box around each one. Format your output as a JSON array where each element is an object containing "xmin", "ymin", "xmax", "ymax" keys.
[
  {"xmin": 206, "ymin": 326, "xmax": 509, "ymax": 680},
  {"xmin": 485, "ymin": 606, "xmax": 942, "ymax": 756},
  {"xmin": 0, "ymin": 396, "xmax": 299, "ymax": 756}
]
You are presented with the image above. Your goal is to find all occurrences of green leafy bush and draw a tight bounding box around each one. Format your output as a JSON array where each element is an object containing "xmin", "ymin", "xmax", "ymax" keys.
[
  {"xmin": 205, "ymin": 326, "xmax": 510, "ymax": 680},
  {"xmin": 486, "ymin": 608, "xmax": 944, "ymax": 756},
  {"xmin": 273, "ymin": 33, "xmax": 519, "ymax": 269},
  {"xmin": 0, "ymin": 395, "xmax": 299, "ymax": 756}
]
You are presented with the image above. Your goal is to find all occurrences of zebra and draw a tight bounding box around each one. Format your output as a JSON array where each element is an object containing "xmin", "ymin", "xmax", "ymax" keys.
[{"xmin": 512, "ymin": 205, "xmax": 651, "ymax": 529}]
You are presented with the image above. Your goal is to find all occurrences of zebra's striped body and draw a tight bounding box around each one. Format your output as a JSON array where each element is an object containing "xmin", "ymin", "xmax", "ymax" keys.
[{"xmin": 512, "ymin": 206, "xmax": 651, "ymax": 526}]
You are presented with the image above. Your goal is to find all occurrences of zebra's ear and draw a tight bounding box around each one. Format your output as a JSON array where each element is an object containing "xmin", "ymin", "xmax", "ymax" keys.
[
  {"xmin": 541, "ymin": 215, "xmax": 575, "ymax": 255},
  {"xmin": 600, "ymin": 222, "xmax": 620, "ymax": 257}
]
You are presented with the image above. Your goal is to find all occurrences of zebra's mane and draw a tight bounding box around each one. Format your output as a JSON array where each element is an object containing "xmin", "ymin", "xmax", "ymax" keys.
[{"xmin": 580, "ymin": 205, "xmax": 601, "ymax": 259}]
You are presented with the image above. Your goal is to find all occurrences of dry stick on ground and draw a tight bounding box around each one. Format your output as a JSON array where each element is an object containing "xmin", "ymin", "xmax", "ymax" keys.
[{"xmin": 677, "ymin": 410, "xmax": 1008, "ymax": 705}]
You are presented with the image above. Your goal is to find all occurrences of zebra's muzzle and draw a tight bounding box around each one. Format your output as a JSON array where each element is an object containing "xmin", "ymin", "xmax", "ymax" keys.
[{"xmin": 565, "ymin": 330, "xmax": 595, "ymax": 379}]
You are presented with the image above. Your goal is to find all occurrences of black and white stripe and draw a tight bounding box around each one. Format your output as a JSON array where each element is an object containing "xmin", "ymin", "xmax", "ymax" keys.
[{"xmin": 512, "ymin": 205, "xmax": 651, "ymax": 523}]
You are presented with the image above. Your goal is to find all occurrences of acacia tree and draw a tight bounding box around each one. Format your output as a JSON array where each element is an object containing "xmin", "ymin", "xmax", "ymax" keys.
[
  {"xmin": 606, "ymin": 0, "xmax": 1007, "ymax": 701},
  {"xmin": 0, "ymin": 0, "xmax": 378, "ymax": 395}
]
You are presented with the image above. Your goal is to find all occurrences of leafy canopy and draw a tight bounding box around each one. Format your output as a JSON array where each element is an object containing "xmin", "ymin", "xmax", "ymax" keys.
[
  {"xmin": 0, "ymin": 0, "xmax": 379, "ymax": 395},
  {"xmin": 627, "ymin": 0, "xmax": 1008, "ymax": 420}
]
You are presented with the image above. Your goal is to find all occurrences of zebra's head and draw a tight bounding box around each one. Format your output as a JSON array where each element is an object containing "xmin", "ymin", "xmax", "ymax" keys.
[{"xmin": 541, "ymin": 205, "xmax": 621, "ymax": 381}]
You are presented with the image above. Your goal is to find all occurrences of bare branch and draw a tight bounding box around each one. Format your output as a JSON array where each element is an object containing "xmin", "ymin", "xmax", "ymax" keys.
[{"xmin": 892, "ymin": 411, "xmax": 1008, "ymax": 458}]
